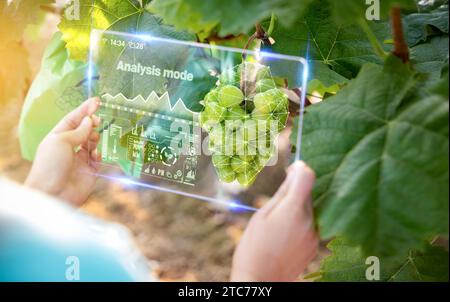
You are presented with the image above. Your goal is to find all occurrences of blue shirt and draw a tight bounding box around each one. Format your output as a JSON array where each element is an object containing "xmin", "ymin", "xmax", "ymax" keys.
[{"xmin": 0, "ymin": 179, "xmax": 154, "ymax": 282}]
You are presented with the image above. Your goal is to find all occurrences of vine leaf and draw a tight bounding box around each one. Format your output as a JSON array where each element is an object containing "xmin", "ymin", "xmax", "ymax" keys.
[
  {"xmin": 411, "ymin": 35, "xmax": 449, "ymax": 81},
  {"xmin": 331, "ymin": 0, "xmax": 416, "ymax": 24},
  {"xmin": 19, "ymin": 32, "xmax": 88, "ymax": 160},
  {"xmin": 148, "ymin": 0, "xmax": 313, "ymax": 37},
  {"xmin": 403, "ymin": 8, "xmax": 449, "ymax": 47},
  {"xmin": 264, "ymin": 0, "xmax": 391, "ymax": 88},
  {"xmin": 58, "ymin": 0, "xmax": 195, "ymax": 62},
  {"xmin": 302, "ymin": 56, "xmax": 449, "ymax": 257},
  {"xmin": 318, "ymin": 237, "xmax": 449, "ymax": 282}
]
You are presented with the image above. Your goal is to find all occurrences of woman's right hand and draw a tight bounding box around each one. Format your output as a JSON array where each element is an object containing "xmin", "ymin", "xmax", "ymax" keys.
[{"xmin": 230, "ymin": 161, "xmax": 319, "ymax": 282}]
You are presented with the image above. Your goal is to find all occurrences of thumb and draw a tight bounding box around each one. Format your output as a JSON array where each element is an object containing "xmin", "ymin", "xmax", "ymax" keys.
[
  {"xmin": 61, "ymin": 116, "xmax": 93, "ymax": 147},
  {"xmin": 271, "ymin": 161, "xmax": 315, "ymax": 216},
  {"xmin": 286, "ymin": 161, "xmax": 315, "ymax": 201}
]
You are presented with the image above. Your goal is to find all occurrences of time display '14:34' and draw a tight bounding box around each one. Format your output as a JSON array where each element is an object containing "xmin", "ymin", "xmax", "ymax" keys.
[{"xmin": 109, "ymin": 38, "xmax": 144, "ymax": 50}]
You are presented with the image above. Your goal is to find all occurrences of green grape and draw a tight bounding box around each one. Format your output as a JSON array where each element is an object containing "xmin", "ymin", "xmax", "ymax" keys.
[
  {"xmin": 212, "ymin": 155, "xmax": 231, "ymax": 168},
  {"xmin": 224, "ymin": 119, "xmax": 242, "ymax": 133},
  {"xmin": 251, "ymin": 109, "xmax": 271, "ymax": 145},
  {"xmin": 216, "ymin": 166, "xmax": 236, "ymax": 183},
  {"xmin": 234, "ymin": 122, "xmax": 258, "ymax": 153},
  {"xmin": 236, "ymin": 166, "xmax": 258, "ymax": 186},
  {"xmin": 256, "ymin": 66, "xmax": 271, "ymax": 81},
  {"xmin": 199, "ymin": 111, "xmax": 212, "ymax": 130},
  {"xmin": 253, "ymin": 92, "xmax": 277, "ymax": 114},
  {"xmin": 218, "ymin": 85, "xmax": 244, "ymax": 108},
  {"xmin": 239, "ymin": 154, "xmax": 256, "ymax": 162},
  {"xmin": 230, "ymin": 156, "xmax": 252, "ymax": 174},
  {"xmin": 256, "ymin": 79, "xmax": 277, "ymax": 93},
  {"xmin": 266, "ymin": 88, "xmax": 287, "ymax": 104},
  {"xmin": 270, "ymin": 90, "xmax": 289, "ymax": 132},
  {"xmin": 271, "ymin": 89, "xmax": 289, "ymax": 109},
  {"xmin": 252, "ymin": 108, "xmax": 271, "ymax": 121},
  {"xmin": 202, "ymin": 63, "xmax": 289, "ymax": 185},
  {"xmin": 226, "ymin": 106, "xmax": 248, "ymax": 121},
  {"xmin": 204, "ymin": 102, "xmax": 226, "ymax": 123},
  {"xmin": 208, "ymin": 125, "xmax": 225, "ymax": 148},
  {"xmin": 211, "ymin": 126, "xmax": 236, "ymax": 155},
  {"xmin": 273, "ymin": 111, "xmax": 289, "ymax": 132},
  {"xmin": 204, "ymin": 88, "xmax": 219, "ymax": 103}
]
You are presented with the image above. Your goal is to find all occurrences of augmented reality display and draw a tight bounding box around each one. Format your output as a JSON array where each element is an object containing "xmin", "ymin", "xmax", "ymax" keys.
[{"xmin": 88, "ymin": 29, "xmax": 308, "ymax": 209}]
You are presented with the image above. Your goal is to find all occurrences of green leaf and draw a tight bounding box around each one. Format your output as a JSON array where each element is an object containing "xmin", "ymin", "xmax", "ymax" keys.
[
  {"xmin": 58, "ymin": 0, "xmax": 195, "ymax": 61},
  {"xmin": 266, "ymin": 0, "xmax": 391, "ymax": 87},
  {"xmin": 417, "ymin": 0, "xmax": 449, "ymax": 12},
  {"xmin": 411, "ymin": 35, "xmax": 449, "ymax": 81},
  {"xmin": 146, "ymin": 0, "xmax": 217, "ymax": 38},
  {"xmin": 19, "ymin": 32, "xmax": 88, "ymax": 160},
  {"xmin": 404, "ymin": 9, "xmax": 449, "ymax": 46},
  {"xmin": 302, "ymin": 56, "xmax": 449, "ymax": 256},
  {"xmin": 331, "ymin": 0, "xmax": 417, "ymax": 24},
  {"xmin": 318, "ymin": 237, "xmax": 449, "ymax": 282},
  {"xmin": 148, "ymin": 0, "xmax": 313, "ymax": 37}
]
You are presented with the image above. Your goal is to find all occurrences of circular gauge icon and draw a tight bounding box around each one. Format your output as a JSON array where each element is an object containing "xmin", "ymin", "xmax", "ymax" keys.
[{"xmin": 160, "ymin": 146, "xmax": 177, "ymax": 166}]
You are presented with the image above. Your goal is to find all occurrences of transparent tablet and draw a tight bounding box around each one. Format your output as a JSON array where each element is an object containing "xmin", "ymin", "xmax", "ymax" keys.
[{"xmin": 87, "ymin": 29, "xmax": 308, "ymax": 212}]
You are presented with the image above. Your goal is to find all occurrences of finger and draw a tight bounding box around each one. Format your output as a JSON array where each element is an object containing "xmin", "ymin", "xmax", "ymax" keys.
[
  {"xmin": 259, "ymin": 169, "xmax": 295, "ymax": 217},
  {"xmin": 77, "ymin": 147, "xmax": 90, "ymax": 162},
  {"xmin": 92, "ymin": 114, "xmax": 101, "ymax": 128},
  {"xmin": 61, "ymin": 116, "xmax": 94, "ymax": 147},
  {"xmin": 77, "ymin": 147, "xmax": 99, "ymax": 170},
  {"xmin": 90, "ymin": 149, "xmax": 101, "ymax": 168},
  {"xmin": 285, "ymin": 162, "xmax": 315, "ymax": 201},
  {"xmin": 304, "ymin": 197, "xmax": 314, "ymax": 223},
  {"xmin": 81, "ymin": 131, "xmax": 100, "ymax": 151},
  {"xmin": 52, "ymin": 97, "xmax": 100, "ymax": 134},
  {"xmin": 272, "ymin": 168, "xmax": 296, "ymax": 202},
  {"xmin": 270, "ymin": 161, "xmax": 316, "ymax": 217}
]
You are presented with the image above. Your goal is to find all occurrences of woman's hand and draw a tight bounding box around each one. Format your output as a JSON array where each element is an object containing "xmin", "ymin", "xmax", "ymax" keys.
[
  {"xmin": 25, "ymin": 98, "xmax": 101, "ymax": 207},
  {"xmin": 231, "ymin": 161, "xmax": 319, "ymax": 282}
]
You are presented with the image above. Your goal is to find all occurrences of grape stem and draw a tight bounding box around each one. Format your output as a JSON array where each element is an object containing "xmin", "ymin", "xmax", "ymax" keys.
[
  {"xmin": 357, "ymin": 18, "xmax": 388, "ymax": 60},
  {"xmin": 241, "ymin": 23, "xmax": 272, "ymax": 61},
  {"xmin": 390, "ymin": 7, "xmax": 410, "ymax": 63},
  {"xmin": 267, "ymin": 13, "xmax": 276, "ymax": 36}
]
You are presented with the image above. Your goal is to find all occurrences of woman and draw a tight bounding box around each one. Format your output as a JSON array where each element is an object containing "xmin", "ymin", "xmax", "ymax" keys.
[{"xmin": 0, "ymin": 98, "xmax": 318, "ymax": 282}]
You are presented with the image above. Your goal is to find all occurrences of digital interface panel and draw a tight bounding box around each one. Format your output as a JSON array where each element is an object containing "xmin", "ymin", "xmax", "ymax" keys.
[{"xmin": 88, "ymin": 29, "xmax": 308, "ymax": 209}]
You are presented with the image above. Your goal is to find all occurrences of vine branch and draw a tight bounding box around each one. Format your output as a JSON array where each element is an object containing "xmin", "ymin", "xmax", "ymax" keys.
[
  {"xmin": 358, "ymin": 18, "xmax": 388, "ymax": 60},
  {"xmin": 390, "ymin": 7, "xmax": 409, "ymax": 63},
  {"xmin": 267, "ymin": 13, "xmax": 276, "ymax": 36},
  {"xmin": 242, "ymin": 22, "xmax": 273, "ymax": 60}
]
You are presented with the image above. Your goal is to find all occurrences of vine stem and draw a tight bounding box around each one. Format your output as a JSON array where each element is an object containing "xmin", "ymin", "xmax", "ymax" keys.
[
  {"xmin": 267, "ymin": 13, "xmax": 276, "ymax": 36},
  {"xmin": 390, "ymin": 7, "xmax": 410, "ymax": 63},
  {"xmin": 241, "ymin": 22, "xmax": 272, "ymax": 61},
  {"xmin": 358, "ymin": 18, "xmax": 388, "ymax": 60}
]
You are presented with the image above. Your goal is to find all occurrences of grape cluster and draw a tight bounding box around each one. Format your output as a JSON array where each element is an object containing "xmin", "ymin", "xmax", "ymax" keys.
[{"xmin": 199, "ymin": 62, "xmax": 289, "ymax": 186}]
